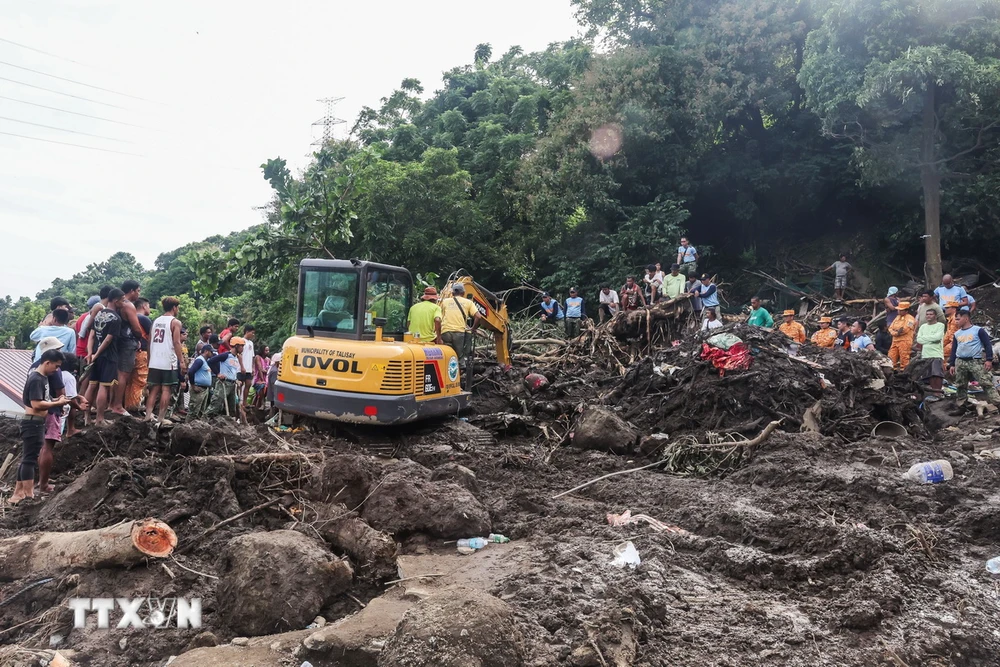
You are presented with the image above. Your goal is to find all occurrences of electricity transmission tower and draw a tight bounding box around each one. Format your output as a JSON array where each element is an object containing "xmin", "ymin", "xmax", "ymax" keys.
[{"xmin": 312, "ymin": 97, "xmax": 346, "ymax": 147}]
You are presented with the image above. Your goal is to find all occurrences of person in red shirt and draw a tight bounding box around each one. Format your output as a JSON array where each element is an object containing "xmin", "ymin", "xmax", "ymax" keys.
[
  {"xmin": 218, "ymin": 317, "xmax": 241, "ymax": 354},
  {"xmin": 619, "ymin": 276, "xmax": 646, "ymax": 311}
]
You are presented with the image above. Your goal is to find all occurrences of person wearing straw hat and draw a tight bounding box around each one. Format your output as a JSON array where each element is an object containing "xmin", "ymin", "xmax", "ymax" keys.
[
  {"xmin": 778, "ymin": 310, "xmax": 806, "ymax": 344},
  {"xmin": 407, "ymin": 286, "xmax": 444, "ymax": 344},
  {"xmin": 887, "ymin": 301, "xmax": 916, "ymax": 370},
  {"xmin": 811, "ymin": 317, "xmax": 837, "ymax": 348}
]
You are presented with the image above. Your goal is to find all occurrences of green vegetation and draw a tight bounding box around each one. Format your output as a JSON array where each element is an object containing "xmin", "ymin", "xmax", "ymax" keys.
[{"xmin": 4, "ymin": 0, "xmax": 1000, "ymax": 349}]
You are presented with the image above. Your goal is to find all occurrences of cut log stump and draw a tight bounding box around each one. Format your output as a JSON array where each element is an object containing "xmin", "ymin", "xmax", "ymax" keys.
[{"xmin": 0, "ymin": 518, "xmax": 176, "ymax": 581}]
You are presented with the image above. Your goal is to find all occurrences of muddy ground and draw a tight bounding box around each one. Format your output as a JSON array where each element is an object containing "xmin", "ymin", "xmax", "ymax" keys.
[{"xmin": 4, "ymin": 310, "xmax": 1000, "ymax": 666}]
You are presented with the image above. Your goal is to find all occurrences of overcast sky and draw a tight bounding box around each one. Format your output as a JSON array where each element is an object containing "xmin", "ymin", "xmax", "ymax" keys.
[{"xmin": 0, "ymin": 1, "xmax": 580, "ymax": 300}]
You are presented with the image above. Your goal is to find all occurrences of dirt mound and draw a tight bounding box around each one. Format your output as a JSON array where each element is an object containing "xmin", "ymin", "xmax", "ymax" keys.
[
  {"xmin": 379, "ymin": 586, "xmax": 525, "ymax": 667},
  {"xmin": 216, "ymin": 530, "xmax": 353, "ymax": 636}
]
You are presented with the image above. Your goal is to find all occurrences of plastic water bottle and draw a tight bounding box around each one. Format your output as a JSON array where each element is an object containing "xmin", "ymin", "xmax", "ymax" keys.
[
  {"xmin": 488, "ymin": 533, "xmax": 510, "ymax": 544},
  {"xmin": 457, "ymin": 537, "xmax": 488, "ymax": 549},
  {"xmin": 987, "ymin": 557, "xmax": 1000, "ymax": 574},
  {"xmin": 902, "ymin": 460, "xmax": 954, "ymax": 484}
]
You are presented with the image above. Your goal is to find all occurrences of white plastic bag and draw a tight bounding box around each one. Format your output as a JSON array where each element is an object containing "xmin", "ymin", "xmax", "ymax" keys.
[{"xmin": 612, "ymin": 541, "xmax": 641, "ymax": 568}]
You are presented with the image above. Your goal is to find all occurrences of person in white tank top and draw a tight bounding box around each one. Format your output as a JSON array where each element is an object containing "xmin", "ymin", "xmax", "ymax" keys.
[{"xmin": 145, "ymin": 298, "xmax": 187, "ymax": 424}]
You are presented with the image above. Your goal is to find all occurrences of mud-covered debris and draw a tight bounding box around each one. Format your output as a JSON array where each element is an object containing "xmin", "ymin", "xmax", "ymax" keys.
[{"xmin": 571, "ymin": 407, "xmax": 638, "ymax": 454}]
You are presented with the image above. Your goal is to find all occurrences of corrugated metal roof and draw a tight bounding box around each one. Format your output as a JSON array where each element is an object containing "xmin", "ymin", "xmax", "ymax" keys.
[{"xmin": 0, "ymin": 349, "xmax": 33, "ymax": 408}]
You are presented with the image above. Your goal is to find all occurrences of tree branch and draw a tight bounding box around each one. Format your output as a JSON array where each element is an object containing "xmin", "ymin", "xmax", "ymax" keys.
[{"xmin": 917, "ymin": 119, "xmax": 1000, "ymax": 167}]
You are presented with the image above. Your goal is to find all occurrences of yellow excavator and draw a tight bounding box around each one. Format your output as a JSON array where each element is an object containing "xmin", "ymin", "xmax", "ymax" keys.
[{"xmin": 274, "ymin": 259, "xmax": 511, "ymax": 425}]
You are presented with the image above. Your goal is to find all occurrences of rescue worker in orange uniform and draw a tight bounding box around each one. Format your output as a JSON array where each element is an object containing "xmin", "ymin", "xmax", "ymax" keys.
[
  {"xmin": 810, "ymin": 316, "xmax": 837, "ymax": 348},
  {"xmin": 942, "ymin": 300, "xmax": 961, "ymax": 362},
  {"xmin": 778, "ymin": 309, "xmax": 806, "ymax": 344},
  {"xmin": 887, "ymin": 301, "xmax": 916, "ymax": 370}
]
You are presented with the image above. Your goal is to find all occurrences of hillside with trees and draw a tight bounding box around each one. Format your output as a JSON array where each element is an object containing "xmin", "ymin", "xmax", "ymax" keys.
[{"xmin": 4, "ymin": 0, "xmax": 999, "ymax": 349}]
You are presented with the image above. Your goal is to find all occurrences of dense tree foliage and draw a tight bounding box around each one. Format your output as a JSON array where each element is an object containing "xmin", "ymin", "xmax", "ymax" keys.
[{"xmin": 5, "ymin": 0, "xmax": 1000, "ymax": 350}]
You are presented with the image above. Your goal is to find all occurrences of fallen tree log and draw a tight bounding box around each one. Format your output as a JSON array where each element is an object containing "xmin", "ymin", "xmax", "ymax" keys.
[
  {"xmin": 309, "ymin": 503, "xmax": 399, "ymax": 579},
  {"xmin": 0, "ymin": 518, "xmax": 177, "ymax": 581},
  {"xmin": 610, "ymin": 295, "xmax": 692, "ymax": 338}
]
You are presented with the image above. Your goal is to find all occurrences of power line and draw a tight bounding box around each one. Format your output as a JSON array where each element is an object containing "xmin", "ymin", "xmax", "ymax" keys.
[
  {"xmin": 0, "ymin": 130, "xmax": 143, "ymax": 157},
  {"xmin": 0, "ymin": 94, "xmax": 153, "ymax": 129},
  {"xmin": 0, "ymin": 115, "xmax": 132, "ymax": 143},
  {"xmin": 0, "ymin": 59, "xmax": 156, "ymax": 104},
  {"xmin": 0, "ymin": 75, "xmax": 128, "ymax": 110},
  {"xmin": 0, "ymin": 37, "xmax": 89, "ymax": 67}
]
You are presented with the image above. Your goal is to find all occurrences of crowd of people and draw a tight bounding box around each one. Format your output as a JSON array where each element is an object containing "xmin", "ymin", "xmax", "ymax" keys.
[
  {"xmin": 527, "ymin": 237, "xmax": 996, "ymax": 412},
  {"xmin": 11, "ymin": 283, "xmax": 280, "ymax": 504}
]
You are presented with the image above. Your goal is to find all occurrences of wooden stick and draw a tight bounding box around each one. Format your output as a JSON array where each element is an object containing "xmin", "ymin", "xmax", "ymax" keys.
[
  {"xmin": 384, "ymin": 573, "xmax": 447, "ymax": 585},
  {"xmin": 177, "ymin": 496, "xmax": 282, "ymax": 553},
  {"xmin": 0, "ymin": 453, "xmax": 14, "ymax": 481},
  {"xmin": 684, "ymin": 419, "xmax": 783, "ymax": 448},
  {"xmin": 552, "ymin": 460, "xmax": 665, "ymax": 500},
  {"xmin": 180, "ymin": 452, "xmax": 313, "ymax": 463}
]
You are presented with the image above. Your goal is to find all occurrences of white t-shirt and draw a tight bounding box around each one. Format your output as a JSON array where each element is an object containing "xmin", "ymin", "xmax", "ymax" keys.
[
  {"xmin": 702, "ymin": 318, "xmax": 723, "ymax": 331},
  {"xmin": 241, "ymin": 339, "xmax": 255, "ymax": 375},
  {"xmin": 599, "ymin": 290, "xmax": 619, "ymax": 308}
]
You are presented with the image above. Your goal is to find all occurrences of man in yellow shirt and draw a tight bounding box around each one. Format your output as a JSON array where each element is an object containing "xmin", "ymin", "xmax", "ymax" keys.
[
  {"xmin": 778, "ymin": 309, "xmax": 806, "ymax": 344},
  {"xmin": 407, "ymin": 286, "xmax": 443, "ymax": 344},
  {"xmin": 440, "ymin": 283, "xmax": 482, "ymax": 372},
  {"xmin": 810, "ymin": 316, "xmax": 837, "ymax": 348},
  {"xmin": 661, "ymin": 264, "xmax": 686, "ymax": 300}
]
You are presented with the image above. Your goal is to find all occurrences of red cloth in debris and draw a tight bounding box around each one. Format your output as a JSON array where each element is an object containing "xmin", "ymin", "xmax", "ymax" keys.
[{"xmin": 700, "ymin": 342, "xmax": 753, "ymax": 375}]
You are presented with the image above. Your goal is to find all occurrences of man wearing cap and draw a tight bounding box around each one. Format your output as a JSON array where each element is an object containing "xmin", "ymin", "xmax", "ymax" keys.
[
  {"xmin": 29, "ymin": 308, "xmax": 76, "ymax": 362},
  {"xmin": 694, "ymin": 274, "xmax": 720, "ymax": 322},
  {"xmin": 661, "ymin": 264, "xmax": 686, "ymax": 301},
  {"xmin": 10, "ymin": 349, "xmax": 71, "ymax": 504},
  {"xmin": 811, "ymin": 317, "xmax": 837, "ymax": 348},
  {"xmin": 947, "ymin": 306, "xmax": 1000, "ymax": 407},
  {"xmin": 915, "ymin": 306, "xmax": 946, "ymax": 396},
  {"xmin": 440, "ymin": 284, "xmax": 481, "ymax": 373},
  {"xmin": 887, "ymin": 301, "xmax": 916, "ymax": 370},
  {"xmin": 564, "ymin": 288, "xmax": 586, "ymax": 338},
  {"xmin": 779, "ymin": 310, "xmax": 806, "ymax": 344},
  {"xmin": 186, "ymin": 345, "xmax": 216, "ymax": 421},
  {"xmin": 208, "ymin": 337, "xmax": 245, "ymax": 418},
  {"xmin": 747, "ymin": 297, "xmax": 774, "ymax": 328},
  {"xmin": 598, "ymin": 286, "xmax": 619, "ymax": 323},
  {"xmin": 884, "ymin": 287, "xmax": 900, "ymax": 328},
  {"xmin": 407, "ymin": 287, "xmax": 443, "ymax": 344},
  {"xmin": 539, "ymin": 293, "xmax": 564, "ymax": 327}
]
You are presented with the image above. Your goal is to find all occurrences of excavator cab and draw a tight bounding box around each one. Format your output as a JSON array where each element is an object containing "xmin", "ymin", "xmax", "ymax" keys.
[
  {"xmin": 297, "ymin": 259, "xmax": 411, "ymax": 340},
  {"xmin": 276, "ymin": 259, "xmax": 470, "ymax": 424}
]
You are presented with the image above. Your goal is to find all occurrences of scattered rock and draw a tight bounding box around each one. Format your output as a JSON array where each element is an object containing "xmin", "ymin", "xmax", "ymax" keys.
[
  {"xmin": 216, "ymin": 530, "xmax": 353, "ymax": 636},
  {"xmin": 430, "ymin": 463, "xmax": 480, "ymax": 494},
  {"xmin": 638, "ymin": 433, "xmax": 670, "ymax": 456},
  {"xmin": 363, "ymin": 468, "xmax": 490, "ymax": 539},
  {"xmin": 378, "ymin": 587, "xmax": 524, "ymax": 667},
  {"xmin": 169, "ymin": 422, "xmax": 208, "ymax": 456},
  {"xmin": 571, "ymin": 406, "xmax": 638, "ymax": 454},
  {"xmin": 184, "ymin": 631, "xmax": 220, "ymax": 652},
  {"xmin": 569, "ymin": 644, "xmax": 601, "ymax": 667}
]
